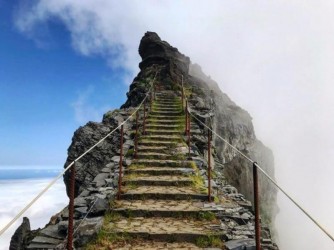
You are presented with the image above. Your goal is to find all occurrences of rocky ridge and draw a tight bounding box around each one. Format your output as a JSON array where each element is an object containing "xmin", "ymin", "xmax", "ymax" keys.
[{"xmin": 10, "ymin": 32, "xmax": 278, "ymax": 249}]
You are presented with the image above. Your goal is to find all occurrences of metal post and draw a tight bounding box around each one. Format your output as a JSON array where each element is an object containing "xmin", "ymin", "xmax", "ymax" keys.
[
  {"xmin": 150, "ymin": 91, "xmax": 153, "ymax": 112},
  {"xmin": 135, "ymin": 111, "xmax": 139, "ymax": 159},
  {"xmin": 188, "ymin": 110, "xmax": 191, "ymax": 158},
  {"xmin": 117, "ymin": 125, "xmax": 124, "ymax": 200},
  {"xmin": 253, "ymin": 162, "xmax": 261, "ymax": 250},
  {"xmin": 67, "ymin": 161, "xmax": 75, "ymax": 250},
  {"xmin": 181, "ymin": 75, "xmax": 184, "ymax": 110},
  {"xmin": 208, "ymin": 131, "xmax": 211, "ymax": 202},
  {"xmin": 185, "ymin": 100, "xmax": 188, "ymax": 135},
  {"xmin": 143, "ymin": 100, "xmax": 146, "ymax": 135}
]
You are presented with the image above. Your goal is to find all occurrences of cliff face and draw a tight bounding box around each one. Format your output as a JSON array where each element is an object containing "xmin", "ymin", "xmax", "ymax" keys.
[
  {"xmin": 188, "ymin": 64, "xmax": 278, "ymax": 226},
  {"xmin": 10, "ymin": 31, "xmax": 278, "ymax": 249}
]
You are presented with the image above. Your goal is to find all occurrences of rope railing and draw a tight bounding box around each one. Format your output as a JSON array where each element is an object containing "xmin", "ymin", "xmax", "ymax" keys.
[
  {"xmin": 181, "ymin": 78, "xmax": 334, "ymax": 246},
  {"xmin": 0, "ymin": 72, "xmax": 157, "ymax": 242}
]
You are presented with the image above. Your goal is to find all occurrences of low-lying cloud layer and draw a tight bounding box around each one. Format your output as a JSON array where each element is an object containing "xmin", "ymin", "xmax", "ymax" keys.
[
  {"xmin": 0, "ymin": 178, "xmax": 67, "ymax": 250},
  {"xmin": 14, "ymin": 1, "xmax": 334, "ymax": 249}
]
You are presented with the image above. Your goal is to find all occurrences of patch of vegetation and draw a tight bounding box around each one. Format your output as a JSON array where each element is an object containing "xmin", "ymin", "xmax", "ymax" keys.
[
  {"xmin": 198, "ymin": 211, "xmax": 216, "ymax": 221},
  {"xmin": 195, "ymin": 235, "xmax": 223, "ymax": 248}
]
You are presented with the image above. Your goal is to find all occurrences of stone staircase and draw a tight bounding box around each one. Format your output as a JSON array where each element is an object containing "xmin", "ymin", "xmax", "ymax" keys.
[{"xmin": 96, "ymin": 90, "xmax": 225, "ymax": 249}]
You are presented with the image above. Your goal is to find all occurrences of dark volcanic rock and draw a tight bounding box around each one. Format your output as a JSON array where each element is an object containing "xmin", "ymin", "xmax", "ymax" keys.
[{"xmin": 9, "ymin": 217, "xmax": 31, "ymax": 250}]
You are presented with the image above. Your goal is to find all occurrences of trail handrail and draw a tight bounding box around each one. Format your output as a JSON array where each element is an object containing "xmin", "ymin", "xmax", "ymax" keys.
[
  {"xmin": 0, "ymin": 72, "xmax": 157, "ymax": 237},
  {"xmin": 182, "ymin": 78, "xmax": 334, "ymax": 243}
]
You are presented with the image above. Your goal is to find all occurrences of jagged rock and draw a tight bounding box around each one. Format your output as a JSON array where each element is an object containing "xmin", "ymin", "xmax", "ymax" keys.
[
  {"xmin": 224, "ymin": 239, "xmax": 256, "ymax": 250},
  {"xmin": 9, "ymin": 217, "xmax": 31, "ymax": 250},
  {"xmin": 89, "ymin": 197, "xmax": 108, "ymax": 216},
  {"xmin": 73, "ymin": 217, "xmax": 103, "ymax": 247}
]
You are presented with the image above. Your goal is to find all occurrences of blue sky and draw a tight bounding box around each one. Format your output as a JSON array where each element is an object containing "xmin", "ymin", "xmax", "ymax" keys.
[{"xmin": 0, "ymin": 1, "xmax": 128, "ymax": 166}]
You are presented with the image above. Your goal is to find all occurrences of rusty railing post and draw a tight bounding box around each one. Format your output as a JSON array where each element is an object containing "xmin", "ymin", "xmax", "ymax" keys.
[
  {"xmin": 253, "ymin": 162, "xmax": 261, "ymax": 250},
  {"xmin": 181, "ymin": 75, "xmax": 184, "ymax": 110},
  {"xmin": 208, "ymin": 130, "xmax": 212, "ymax": 202},
  {"xmin": 185, "ymin": 100, "xmax": 188, "ymax": 135},
  {"xmin": 135, "ymin": 111, "xmax": 139, "ymax": 159},
  {"xmin": 67, "ymin": 161, "xmax": 75, "ymax": 250},
  {"xmin": 188, "ymin": 110, "xmax": 191, "ymax": 158},
  {"xmin": 143, "ymin": 100, "xmax": 146, "ymax": 135},
  {"xmin": 117, "ymin": 125, "xmax": 124, "ymax": 200},
  {"xmin": 150, "ymin": 91, "xmax": 153, "ymax": 112}
]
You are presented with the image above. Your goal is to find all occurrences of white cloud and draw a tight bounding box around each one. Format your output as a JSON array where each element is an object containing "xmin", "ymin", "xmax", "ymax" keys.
[
  {"xmin": 14, "ymin": 1, "xmax": 334, "ymax": 249},
  {"xmin": 0, "ymin": 178, "xmax": 67, "ymax": 250}
]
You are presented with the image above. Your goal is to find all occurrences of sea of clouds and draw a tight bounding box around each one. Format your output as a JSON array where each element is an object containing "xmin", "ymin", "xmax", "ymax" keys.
[{"xmin": 0, "ymin": 173, "xmax": 67, "ymax": 250}]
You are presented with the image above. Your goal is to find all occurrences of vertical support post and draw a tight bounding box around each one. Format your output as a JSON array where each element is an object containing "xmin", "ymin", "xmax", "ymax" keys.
[
  {"xmin": 150, "ymin": 91, "xmax": 153, "ymax": 112},
  {"xmin": 208, "ymin": 131, "xmax": 211, "ymax": 202},
  {"xmin": 67, "ymin": 161, "xmax": 75, "ymax": 250},
  {"xmin": 185, "ymin": 100, "xmax": 188, "ymax": 135},
  {"xmin": 135, "ymin": 111, "xmax": 139, "ymax": 159},
  {"xmin": 117, "ymin": 125, "xmax": 124, "ymax": 200},
  {"xmin": 181, "ymin": 75, "xmax": 184, "ymax": 110},
  {"xmin": 253, "ymin": 162, "xmax": 261, "ymax": 250},
  {"xmin": 143, "ymin": 100, "xmax": 146, "ymax": 135},
  {"xmin": 188, "ymin": 110, "xmax": 191, "ymax": 158}
]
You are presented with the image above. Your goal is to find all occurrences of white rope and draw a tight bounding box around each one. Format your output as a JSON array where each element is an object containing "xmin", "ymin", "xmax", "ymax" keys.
[
  {"xmin": 0, "ymin": 73, "xmax": 157, "ymax": 237},
  {"xmin": 185, "ymin": 89, "xmax": 334, "ymax": 243}
]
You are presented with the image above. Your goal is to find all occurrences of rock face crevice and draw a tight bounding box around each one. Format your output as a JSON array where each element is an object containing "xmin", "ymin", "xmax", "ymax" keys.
[{"xmin": 10, "ymin": 31, "xmax": 278, "ymax": 249}]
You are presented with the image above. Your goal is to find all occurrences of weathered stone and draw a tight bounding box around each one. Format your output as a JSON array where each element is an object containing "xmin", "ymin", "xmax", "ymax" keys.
[
  {"xmin": 224, "ymin": 239, "xmax": 256, "ymax": 250},
  {"xmin": 9, "ymin": 217, "xmax": 31, "ymax": 250},
  {"xmin": 89, "ymin": 197, "xmax": 108, "ymax": 216},
  {"xmin": 74, "ymin": 217, "xmax": 104, "ymax": 247}
]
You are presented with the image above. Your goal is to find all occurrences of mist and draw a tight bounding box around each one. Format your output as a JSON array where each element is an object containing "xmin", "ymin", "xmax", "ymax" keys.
[{"xmin": 15, "ymin": 1, "xmax": 334, "ymax": 249}]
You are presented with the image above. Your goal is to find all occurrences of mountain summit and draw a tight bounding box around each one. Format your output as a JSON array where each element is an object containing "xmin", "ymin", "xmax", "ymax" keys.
[{"xmin": 10, "ymin": 32, "xmax": 278, "ymax": 250}]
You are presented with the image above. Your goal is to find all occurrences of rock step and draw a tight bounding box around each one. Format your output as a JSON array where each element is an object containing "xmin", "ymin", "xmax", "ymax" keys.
[
  {"xmin": 137, "ymin": 145, "xmax": 168, "ymax": 152},
  {"xmin": 110, "ymin": 240, "xmax": 204, "ymax": 250},
  {"xmin": 108, "ymin": 217, "xmax": 223, "ymax": 244},
  {"xmin": 134, "ymin": 159, "xmax": 193, "ymax": 167},
  {"xmin": 148, "ymin": 115, "xmax": 184, "ymax": 120},
  {"xmin": 146, "ymin": 119, "xmax": 184, "ymax": 125},
  {"xmin": 153, "ymin": 106, "xmax": 182, "ymax": 113},
  {"xmin": 125, "ymin": 167, "xmax": 195, "ymax": 176},
  {"xmin": 140, "ymin": 134, "xmax": 182, "ymax": 142},
  {"xmin": 138, "ymin": 140, "xmax": 179, "ymax": 147},
  {"xmin": 150, "ymin": 110, "xmax": 183, "ymax": 116},
  {"xmin": 121, "ymin": 186, "xmax": 208, "ymax": 201},
  {"xmin": 136, "ymin": 152, "xmax": 175, "ymax": 160},
  {"xmin": 145, "ymin": 129, "xmax": 182, "ymax": 136},
  {"xmin": 113, "ymin": 200, "xmax": 220, "ymax": 218},
  {"xmin": 146, "ymin": 124, "xmax": 182, "ymax": 129},
  {"xmin": 123, "ymin": 175, "xmax": 193, "ymax": 186},
  {"xmin": 154, "ymin": 104, "xmax": 181, "ymax": 108}
]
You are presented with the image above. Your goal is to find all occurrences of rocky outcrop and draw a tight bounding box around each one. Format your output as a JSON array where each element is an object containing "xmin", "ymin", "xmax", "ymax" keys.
[
  {"xmin": 10, "ymin": 217, "xmax": 31, "ymax": 250},
  {"xmin": 187, "ymin": 64, "xmax": 278, "ymax": 228},
  {"xmin": 10, "ymin": 31, "xmax": 278, "ymax": 249}
]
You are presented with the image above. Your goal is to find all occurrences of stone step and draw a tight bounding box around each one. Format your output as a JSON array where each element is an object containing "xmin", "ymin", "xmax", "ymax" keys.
[
  {"xmin": 108, "ymin": 217, "xmax": 223, "ymax": 244},
  {"xmin": 138, "ymin": 140, "xmax": 179, "ymax": 147},
  {"xmin": 141, "ymin": 134, "xmax": 183, "ymax": 142},
  {"xmin": 146, "ymin": 119, "xmax": 184, "ymax": 125},
  {"xmin": 150, "ymin": 110, "xmax": 183, "ymax": 116},
  {"xmin": 123, "ymin": 175, "xmax": 193, "ymax": 186},
  {"xmin": 113, "ymin": 200, "xmax": 219, "ymax": 218},
  {"xmin": 121, "ymin": 186, "xmax": 208, "ymax": 201},
  {"xmin": 148, "ymin": 115, "xmax": 184, "ymax": 120},
  {"xmin": 146, "ymin": 124, "xmax": 182, "ymax": 130},
  {"xmin": 153, "ymin": 107, "xmax": 182, "ymax": 112},
  {"xmin": 137, "ymin": 145, "xmax": 169, "ymax": 152},
  {"xmin": 125, "ymin": 167, "xmax": 195, "ymax": 176},
  {"xmin": 136, "ymin": 152, "xmax": 174, "ymax": 160},
  {"xmin": 110, "ymin": 240, "xmax": 204, "ymax": 250},
  {"xmin": 134, "ymin": 159, "xmax": 193, "ymax": 167},
  {"xmin": 145, "ymin": 129, "xmax": 182, "ymax": 136}
]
